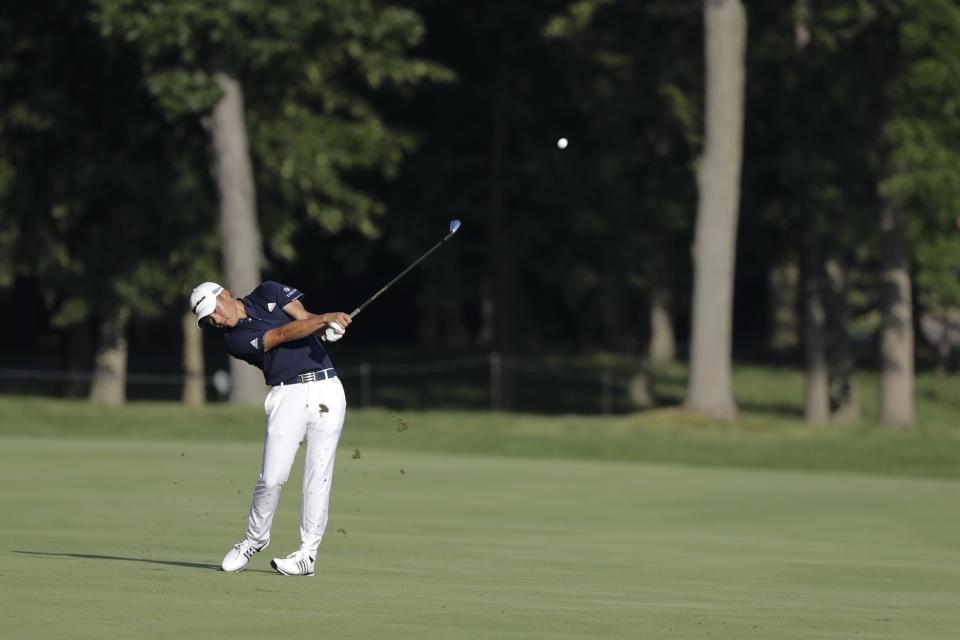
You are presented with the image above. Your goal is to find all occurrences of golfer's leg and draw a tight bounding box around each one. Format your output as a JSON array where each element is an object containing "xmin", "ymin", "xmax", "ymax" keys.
[
  {"xmin": 300, "ymin": 377, "xmax": 347, "ymax": 554},
  {"xmin": 245, "ymin": 385, "xmax": 308, "ymax": 544}
]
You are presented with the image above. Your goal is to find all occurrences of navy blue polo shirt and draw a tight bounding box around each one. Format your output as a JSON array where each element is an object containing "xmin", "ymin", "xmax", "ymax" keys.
[{"xmin": 223, "ymin": 281, "xmax": 334, "ymax": 385}]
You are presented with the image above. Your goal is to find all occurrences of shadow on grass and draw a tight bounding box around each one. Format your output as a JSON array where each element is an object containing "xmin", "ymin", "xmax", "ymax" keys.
[
  {"xmin": 735, "ymin": 401, "xmax": 805, "ymax": 418},
  {"xmin": 12, "ymin": 550, "xmax": 273, "ymax": 573}
]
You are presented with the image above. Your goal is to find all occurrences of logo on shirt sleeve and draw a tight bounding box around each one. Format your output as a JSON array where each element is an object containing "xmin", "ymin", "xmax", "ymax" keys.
[
  {"xmin": 267, "ymin": 302, "xmax": 276, "ymax": 312},
  {"xmin": 250, "ymin": 338, "xmax": 259, "ymax": 350}
]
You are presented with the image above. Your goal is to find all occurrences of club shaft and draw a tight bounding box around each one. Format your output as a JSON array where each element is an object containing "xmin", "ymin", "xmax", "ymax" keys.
[{"xmin": 350, "ymin": 229, "xmax": 457, "ymax": 319}]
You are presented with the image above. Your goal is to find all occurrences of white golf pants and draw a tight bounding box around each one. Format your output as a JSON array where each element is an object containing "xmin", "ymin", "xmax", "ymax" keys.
[{"xmin": 244, "ymin": 376, "xmax": 346, "ymax": 555}]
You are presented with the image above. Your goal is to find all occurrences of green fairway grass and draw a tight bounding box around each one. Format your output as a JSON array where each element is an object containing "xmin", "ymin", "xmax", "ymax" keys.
[
  {"xmin": 2, "ymin": 393, "xmax": 960, "ymax": 639},
  {"xmin": 3, "ymin": 390, "xmax": 960, "ymax": 478},
  {"xmin": 2, "ymin": 437, "xmax": 959, "ymax": 639}
]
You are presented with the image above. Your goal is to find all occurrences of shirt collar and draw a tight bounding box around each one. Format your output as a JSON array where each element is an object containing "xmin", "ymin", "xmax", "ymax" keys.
[{"xmin": 239, "ymin": 298, "xmax": 261, "ymax": 322}]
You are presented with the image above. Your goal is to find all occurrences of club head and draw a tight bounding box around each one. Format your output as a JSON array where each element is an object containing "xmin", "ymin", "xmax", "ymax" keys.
[{"xmin": 449, "ymin": 219, "xmax": 461, "ymax": 235}]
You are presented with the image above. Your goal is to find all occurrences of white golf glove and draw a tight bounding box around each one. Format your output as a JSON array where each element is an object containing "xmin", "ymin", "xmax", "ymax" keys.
[{"xmin": 321, "ymin": 321, "xmax": 345, "ymax": 343}]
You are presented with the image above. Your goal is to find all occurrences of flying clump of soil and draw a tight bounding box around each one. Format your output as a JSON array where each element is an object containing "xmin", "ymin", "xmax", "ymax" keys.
[{"xmin": 391, "ymin": 413, "xmax": 409, "ymax": 433}]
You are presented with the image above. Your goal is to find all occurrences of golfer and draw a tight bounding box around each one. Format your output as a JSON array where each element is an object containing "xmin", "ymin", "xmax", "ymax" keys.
[{"xmin": 190, "ymin": 280, "xmax": 351, "ymax": 576}]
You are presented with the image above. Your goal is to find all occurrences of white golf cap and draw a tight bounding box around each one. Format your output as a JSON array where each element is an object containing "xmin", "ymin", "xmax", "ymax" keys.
[{"xmin": 190, "ymin": 281, "xmax": 224, "ymax": 328}]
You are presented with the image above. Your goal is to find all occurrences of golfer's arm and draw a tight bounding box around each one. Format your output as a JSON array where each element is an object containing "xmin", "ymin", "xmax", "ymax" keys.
[
  {"xmin": 281, "ymin": 299, "xmax": 330, "ymax": 339},
  {"xmin": 282, "ymin": 299, "xmax": 313, "ymax": 321},
  {"xmin": 263, "ymin": 317, "xmax": 328, "ymax": 352}
]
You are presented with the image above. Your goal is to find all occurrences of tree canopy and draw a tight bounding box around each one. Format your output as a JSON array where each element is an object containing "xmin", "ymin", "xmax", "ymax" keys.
[{"xmin": 2, "ymin": 0, "xmax": 959, "ymax": 415}]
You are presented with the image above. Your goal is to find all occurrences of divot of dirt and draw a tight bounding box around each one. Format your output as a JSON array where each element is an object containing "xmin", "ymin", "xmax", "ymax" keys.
[{"xmin": 391, "ymin": 413, "xmax": 409, "ymax": 433}]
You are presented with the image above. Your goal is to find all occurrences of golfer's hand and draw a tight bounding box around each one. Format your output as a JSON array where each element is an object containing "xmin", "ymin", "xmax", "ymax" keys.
[
  {"xmin": 320, "ymin": 312, "xmax": 352, "ymax": 329},
  {"xmin": 317, "ymin": 312, "xmax": 350, "ymax": 343}
]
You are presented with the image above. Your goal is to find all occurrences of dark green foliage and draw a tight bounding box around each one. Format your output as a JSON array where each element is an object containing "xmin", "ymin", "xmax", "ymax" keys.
[
  {"xmin": 2, "ymin": 0, "xmax": 960, "ymax": 378},
  {"xmin": 879, "ymin": 0, "xmax": 960, "ymax": 313},
  {"xmin": 0, "ymin": 1, "xmax": 213, "ymax": 326},
  {"xmin": 93, "ymin": 0, "xmax": 452, "ymax": 258}
]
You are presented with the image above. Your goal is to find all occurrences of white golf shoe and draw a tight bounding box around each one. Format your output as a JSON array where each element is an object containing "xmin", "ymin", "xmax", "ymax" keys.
[
  {"xmin": 221, "ymin": 539, "xmax": 269, "ymax": 572},
  {"xmin": 270, "ymin": 550, "xmax": 315, "ymax": 576}
]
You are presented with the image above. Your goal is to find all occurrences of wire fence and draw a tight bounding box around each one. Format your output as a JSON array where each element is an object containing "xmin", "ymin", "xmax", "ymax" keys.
[{"xmin": 0, "ymin": 352, "xmax": 643, "ymax": 414}]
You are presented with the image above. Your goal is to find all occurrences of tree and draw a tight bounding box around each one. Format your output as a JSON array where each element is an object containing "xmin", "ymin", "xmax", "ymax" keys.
[
  {"xmin": 0, "ymin": 1, "xmax": 215, "ymax": 404},
  {"xmin": 686, "ymin": 0, "xmax": 747, "ymax": 419},
  {"xmin": 209, "ymin": 67, "xmax": 265, "ymax": 402},
  {"xmin": 743, "ymin": 0, "xmax": 883, "ymax": 425},
  {"xmin": 420, "ymin": 0, "xmax": 697, "ymax": 361},
  {"xmin": 545, "ymin": 1, "xmax": 700, "ymax": 360},
  {"xmin": 877, "ymin": 204, "xmax": 914, "ymax": 426},
  {"xmin": 93, "ymin": 0, "xmax": 450, "ymax": 402},
  {"xmin": 873, "ymin": 0, "xmax": 960, "ymax": 426},
  {"xmin": 916, "ymin": 239, "xmax": 960, "ymax": 375}
]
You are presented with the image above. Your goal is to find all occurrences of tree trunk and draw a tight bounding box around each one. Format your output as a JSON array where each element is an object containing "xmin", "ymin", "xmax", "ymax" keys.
[
  {"xmin": 649, "ymin": 288, "xmax": 676, "ymax": 364},
  {"xmin": 878, "ymin": 205, "xmax": 914, "ymax": 427},
  {"xmin": 825, "ymin": 258, "xmax": 859, "ymax": 422},
  {"xmin": 767, "ymin": 257, "xmax": 800, "ymax": 353},
  {"xmin": 919, "ymin": 311, "xmax": 959, "ymax": 377},
  {"xmin": 685, "ymin": 0, "xmax": 746, "ymax": 419},
  {"xmin": 802, "ymin": 248, "xmax": 829, "ymax": 424},
  {"xmin": 89, "ymin": 310, "xmax": 129, "ymax": 405},
  {"xmin": 181, "ymin": 311, "xmax": 205, "ymax": 406},
  {"xmin": 61, "ymin": 321, "xmax": 92, "ymax": 398},
  {"xmin": 210, "ymin": 67, "xmax": 265, "ymax": 405},
  {"xmin": 628, "ymin": 360, "xmax": 653, "ymax": 409}
]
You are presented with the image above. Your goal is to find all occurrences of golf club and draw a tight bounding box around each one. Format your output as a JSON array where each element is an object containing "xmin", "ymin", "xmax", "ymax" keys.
[{"xmin": 349, "ymin": 219, "xmax": 462, "ymax": 319}]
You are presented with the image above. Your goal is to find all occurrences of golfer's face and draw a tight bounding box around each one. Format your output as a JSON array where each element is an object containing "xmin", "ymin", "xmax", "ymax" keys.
[{"xmin": 207, "ymin": 295, "xmax": 239, "ymax": 329}]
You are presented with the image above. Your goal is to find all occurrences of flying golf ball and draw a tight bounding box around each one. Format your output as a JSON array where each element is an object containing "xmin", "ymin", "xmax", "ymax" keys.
[{"xmin": 557, "ymin": 137, "xmax": 569, "ymax": 149}]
